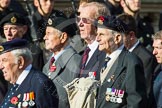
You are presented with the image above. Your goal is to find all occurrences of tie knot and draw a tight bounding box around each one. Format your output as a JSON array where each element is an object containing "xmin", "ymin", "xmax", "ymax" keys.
[
  {"xmin": 105, "ymin": 56, "xmax": 110, "ymax": 62},
  {"xmin": 85, "ymin": 47, "xmax": 90, "ymax": 54},
  {"xmin": 50, "ymin": 57, "xmax": 55, "ymax": 67}
]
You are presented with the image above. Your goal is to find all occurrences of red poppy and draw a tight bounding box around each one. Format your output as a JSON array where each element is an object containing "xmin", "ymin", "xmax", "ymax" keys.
[
  {"xmin": 10, "ymin": 96, "xmax": 19, "ymax": 105},
  {"xmin": 50, "ymin": 66, "xmax": 57, "ymax": 72},
  {"xmin": 98, "ymin": 16, "xmax": 105, "ymax": 21}
]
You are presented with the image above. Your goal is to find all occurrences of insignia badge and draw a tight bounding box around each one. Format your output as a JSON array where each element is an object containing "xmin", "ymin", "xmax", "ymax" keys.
[
  {"xmin": 48, "ymin": 18, "xmax": 53, "ymax": 25},
  {"xmin": 0, "ymin": 46, "xmax": 4, "ymax": 52},
  {"xmin": 88, "ymin": 71, "xmax": 96, "ymax": 80},
  {"xmin": 11, "ymin": 16, "xmax": 17, "ymax": 24},
  {"xmin": 98, "ymin": 19, "xmax": 103, "ymax": 25}
]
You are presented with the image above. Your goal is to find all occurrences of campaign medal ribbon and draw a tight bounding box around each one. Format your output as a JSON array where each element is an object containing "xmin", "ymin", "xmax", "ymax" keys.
[
  {"xmin": 22, "ymin": 93, "xmax": 29, "ymax": 107},
  {"xmin": 29, "ymin": 92, "xmax": 35, "ymax": 106}
]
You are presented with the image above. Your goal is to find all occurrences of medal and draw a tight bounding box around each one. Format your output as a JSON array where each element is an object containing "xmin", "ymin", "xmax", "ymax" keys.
[
  {"xmin": 29, "ymin": 100, "xmax": 35, "ymax": 106},
  {"xmin": 106, "ymin": 95, "xmax": 110, "ymax": 101},
  {"xmin": 22, "ymin": 101, "xmax": 28, "ymax": 107},
  {"xmin": 29, "ymin": 91, "xmax": 35, "ymax": 106},
  {"xmin": 106, "ymin": 88, "xmax": 111, "ymax": 95},
  {"xmin": 117, "ymin": 97, "xmax": 122, "ymax": 103}
]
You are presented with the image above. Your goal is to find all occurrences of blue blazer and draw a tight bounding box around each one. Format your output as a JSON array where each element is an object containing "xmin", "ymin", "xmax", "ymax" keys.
[{"xmin": 1, "ymin": 67, "xmax": 58, "ymax": 108}]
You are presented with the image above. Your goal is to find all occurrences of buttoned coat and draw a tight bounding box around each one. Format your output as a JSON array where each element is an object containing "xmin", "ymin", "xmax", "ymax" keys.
[
  {"xmin": 96, "ymin": 48, "xmax": 147, "ymax": 108},
  {"xmin": 1, "ymin": 67, "xmax": 58, "ymax": 108},
  {"xmin": 43, "ymin": 47, "xmax": 81, "ymax": 108}
]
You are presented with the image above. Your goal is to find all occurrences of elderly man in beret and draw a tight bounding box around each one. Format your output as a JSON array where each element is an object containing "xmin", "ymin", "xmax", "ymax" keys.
[
  {"xmin": 0, "ymin": 12, "xmax": 44, "ymax": 71},
  {"xmin": 42, "ymin": 16, "xmax": 81, "ymax": 108},
  {"xmin": 95, "ymin": 15, "xmax": 147, "ymax": 108},
  {"xmin": 0, "ymin": 38, "xmax": 58, "ymax": 108}
]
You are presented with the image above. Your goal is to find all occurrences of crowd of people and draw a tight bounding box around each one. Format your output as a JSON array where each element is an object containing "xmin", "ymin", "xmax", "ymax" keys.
[{"xmin": 0, "ymin": 0, "xmax": 162, "ymax": 108}]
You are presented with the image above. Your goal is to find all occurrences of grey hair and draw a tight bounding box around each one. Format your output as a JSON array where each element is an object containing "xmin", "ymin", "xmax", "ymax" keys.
[
  {"xmin": 82, "ymin": 2, "xmax": 110, "ymax": 19},
  {"xmin": 10, "ymin": 48, "xmax": 33, "ymax": 64}
]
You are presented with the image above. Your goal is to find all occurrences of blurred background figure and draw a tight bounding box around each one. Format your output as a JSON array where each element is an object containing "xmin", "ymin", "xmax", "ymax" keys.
[
  {"xmin": 98, "ymin": 0, "xmax": 123, "ymax": 16},
  {"xmin": 0, "ymin": 12, "xmax": 44, "ymax": 71},
  {"xmin": 117, "ymin": 14, "xmax": 157, "ymax": 105},
  {"xmin": 120, "ymin": 0, "xmax": 154, "ymax": 51},
  {"xmin": 152, "ymin": 30, "xmax": 162, "ymax": 108}
]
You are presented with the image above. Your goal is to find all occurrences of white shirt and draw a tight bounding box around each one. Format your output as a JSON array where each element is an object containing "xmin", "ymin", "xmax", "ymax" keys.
[
  {"xmin": 86, "ymin": 41, "xmax": 98, "ymax": 65},
  {"xmin": 129, "ymin": 40, "xmax": 140, "ymax": 52},
  {"xmin": 16, "ymin": 64, "xmax": 32, "ymax": 85}
]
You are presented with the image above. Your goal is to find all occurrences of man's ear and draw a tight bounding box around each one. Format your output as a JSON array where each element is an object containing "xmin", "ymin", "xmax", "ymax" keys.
[
  {"xmin": 18, "ymin": 56, "xmax": 25, "ymax": 69},
  {"xmin": 120, "ymin": 0, "xmax": 126, "ymax": 8},
  {"xmin": 114, "ymin": 34, "xmax": 122, "ymax": 44},
  {"xmin": 60, "ymin": 32, "xmax": 68, "ymax": 43},
  {"xmin": 34, "ymin": 0, "xmax": 39, "ymax": 7}
]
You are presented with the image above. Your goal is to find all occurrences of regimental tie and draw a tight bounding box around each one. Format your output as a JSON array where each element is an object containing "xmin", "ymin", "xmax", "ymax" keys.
[
  {"xmin": 1, "ymin": 84, "xmax": 19, "ymax": 108},
  {"xmin": 101, "ymin": 56, "xmax": 111, "ymax": 73},
  {"xmin": 80, "ymin": 47, "xmax": 91, "ymax": 76},
  {"xmin": 48, "ymin": 57, "xmax": 56, "ymax": 78}
]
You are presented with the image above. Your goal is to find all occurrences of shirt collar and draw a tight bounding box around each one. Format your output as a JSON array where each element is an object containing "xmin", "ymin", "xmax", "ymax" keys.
[
  {"xmin": 129, "ymin": 40, "xmax": 140, "ymax": 52},
  {"xmin": 52, "ymin": 45, "xmax": 71, "ymax": 61},
  {"xmin": 16, "ymin": 64, "xmax": 32, "ymax": 85},
  {"xmin": 87, "ymin": 40, "xmax": 98, "ymax": 51},
  {"xmin": 108, "ymin": 44, "xmax": 124, "ymax": 59}
]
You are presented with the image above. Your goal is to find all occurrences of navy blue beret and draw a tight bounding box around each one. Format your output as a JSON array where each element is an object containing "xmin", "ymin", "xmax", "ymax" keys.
[
  {"xmin": 96, "ymin": 15, "xmax": 128, "ymax": 33},
  {"xmin": 47, "ymin": 16, "xmax": 76, "ymax": 37},
  {"xmin": 0, "ymin": 38, "xmax": 28, "ymax": 54},
  {"xmin": 0, "ymin": 12, "xmax": 27, "ymax": 27}
]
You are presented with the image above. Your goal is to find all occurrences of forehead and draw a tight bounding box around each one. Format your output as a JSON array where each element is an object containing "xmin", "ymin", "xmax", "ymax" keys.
[
  {"xmin": 79, "ymin": 6, "xmax": 95, "ymax": 18},
  {"xmin": 3, "ymin": 24, "xmax": 20, "ymax": 28},
  {"xmin": 0, "ymin": 51, "xmax": 12, "ymax": 58}
]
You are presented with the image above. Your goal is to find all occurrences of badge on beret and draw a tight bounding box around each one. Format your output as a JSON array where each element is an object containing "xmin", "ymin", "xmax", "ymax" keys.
[
  {"xmin": 0, "ymin": 46, "xmax": 4, "ymax": 52},
  {"xmin": 98, "ymin": 20, "xmax": 103, "ymax": 25},
  {"xmin": 11, "ymin": 16, "xmax": 17, "ymax": 24},
  {"xmin": 48, "ymin": 18, "xmax": 53, "ymax": 25}
]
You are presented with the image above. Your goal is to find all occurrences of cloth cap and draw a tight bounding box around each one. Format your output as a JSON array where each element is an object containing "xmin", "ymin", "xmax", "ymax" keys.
[
  {"xmin": 96, "ymin": 15, "xmax": 128, "ymax": 33},
  {"xmin": 0, "ymin": 38, "xmax": 28, "ymax": 55},
  {"xmin": 0, "ymin": 12, "xmax": 27, "ymax": 27}
]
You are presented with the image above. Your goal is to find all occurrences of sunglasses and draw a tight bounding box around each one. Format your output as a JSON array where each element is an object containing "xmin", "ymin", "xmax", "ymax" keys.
[{"xmin": 76, "ymin": 17, "xmax": 94, "ymax": 24}]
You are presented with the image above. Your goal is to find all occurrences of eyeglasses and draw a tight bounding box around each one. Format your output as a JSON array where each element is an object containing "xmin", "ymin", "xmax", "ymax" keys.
[{"xmin": 76, "ymin": 17, "xmax": 94, "ymax": 24}]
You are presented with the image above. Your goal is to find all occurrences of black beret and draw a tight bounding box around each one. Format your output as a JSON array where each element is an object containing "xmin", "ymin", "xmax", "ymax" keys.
[
  {"xmin": 47, "ymin": 16, "xmax": 76, "ymax": 37},
  {"xmin": 0, "ymin": 12, "xmax": 27, "ymax": 27},
  {"xmin": 0, "ymin": 38, "xmax": 28, "ymax": 55},
  {"xmin": 96, "ymin": 15, "xmax": 128, "ymax": 33}
]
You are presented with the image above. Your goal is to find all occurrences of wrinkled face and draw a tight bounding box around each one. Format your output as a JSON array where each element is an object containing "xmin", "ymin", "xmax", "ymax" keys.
[
  {"xmin": 96, "ymin": 27, "xmax": 115, "ymax": 54},
  {"xmin": 44, "ymin": 26, "xmax": 62, "ymax": 52},
  {"xmin": 3, "ymin": 24, "xmax": 26, "ymax": 41},
  {"xmin": 124, "ymin": 0, "xmax": 141, "ymax": 12},
  {"xmin": 0, "ymin": 0, "xmax": 10, "ymax": 9},
  {"xmin": 34, "ymin": 0, "xmax": 54, "ymax": 16},
  {"xmin": 77, "ymin": 6, "xmax": 97, "ymax": 42},
  {"xmin": 0, "ymin": 52, "xmax": 19, "ymax": 83},
  {"xmin": 152, "ymin": 39, "xmax": 162, "ymax": 64}
]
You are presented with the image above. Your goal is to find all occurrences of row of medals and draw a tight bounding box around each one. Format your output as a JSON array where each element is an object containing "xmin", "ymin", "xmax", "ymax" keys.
[
  {"xmin": 17, "ymin": 92, "xmax": 35, "ymax": 107},
  {"xmin": 106, "ymin": 88, "xmax": 124, "ymax": 104}
]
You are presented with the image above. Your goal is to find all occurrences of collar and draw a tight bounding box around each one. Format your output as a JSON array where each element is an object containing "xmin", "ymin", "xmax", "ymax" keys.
[
  {"xmin": 108, "ymin": 44, "xmax": 124, "ymax": 59},
  {"xmin": 129, "ymin": 40, "xmax": 140, "ymax": 52},
  {"xmin": 87, "ymin": 40, "xmax": 98, "ymax": 52},
  {"xmin": 16, "ymin": 64, "xmax": 32, "ymax": 85},
  {"xmin": 52, "ymin": 45, "xmax": 71, "ymax": 61}
]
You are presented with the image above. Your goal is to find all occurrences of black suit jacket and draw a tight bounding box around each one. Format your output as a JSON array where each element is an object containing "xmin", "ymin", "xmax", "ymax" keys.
[
  {"xmin": 79, "ymin": 47, "xmax": 106, "ymax": 80},
  {"xmin": 1, "ymin": 67, "xmax": 58, "ymax": 108},
  {"xmin": 132, "ymin": 43, "xmax": 157, "ymax": 97},
  {"xmin": 96, "ymin": 48, "xmax": 147, "ymax": 108}
]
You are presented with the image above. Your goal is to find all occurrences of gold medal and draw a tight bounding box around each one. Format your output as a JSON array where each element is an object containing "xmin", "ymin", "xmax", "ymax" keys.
[{"xmin": 106, "ymin": 95, "xmax": 110, "ymax": 101}]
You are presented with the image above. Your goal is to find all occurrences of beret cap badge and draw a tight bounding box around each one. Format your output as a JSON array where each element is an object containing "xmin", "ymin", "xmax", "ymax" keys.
[
  {"xmin": 0, "ymin": 46, "xmax": 4, "ymax": 52},
  {"xmin": 11, "ymin": 16, "xmax": 17, "ymax": 24},
  {"xmin": 48, "ymin": 18, "xmax": 53, "ymax": 25}
]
